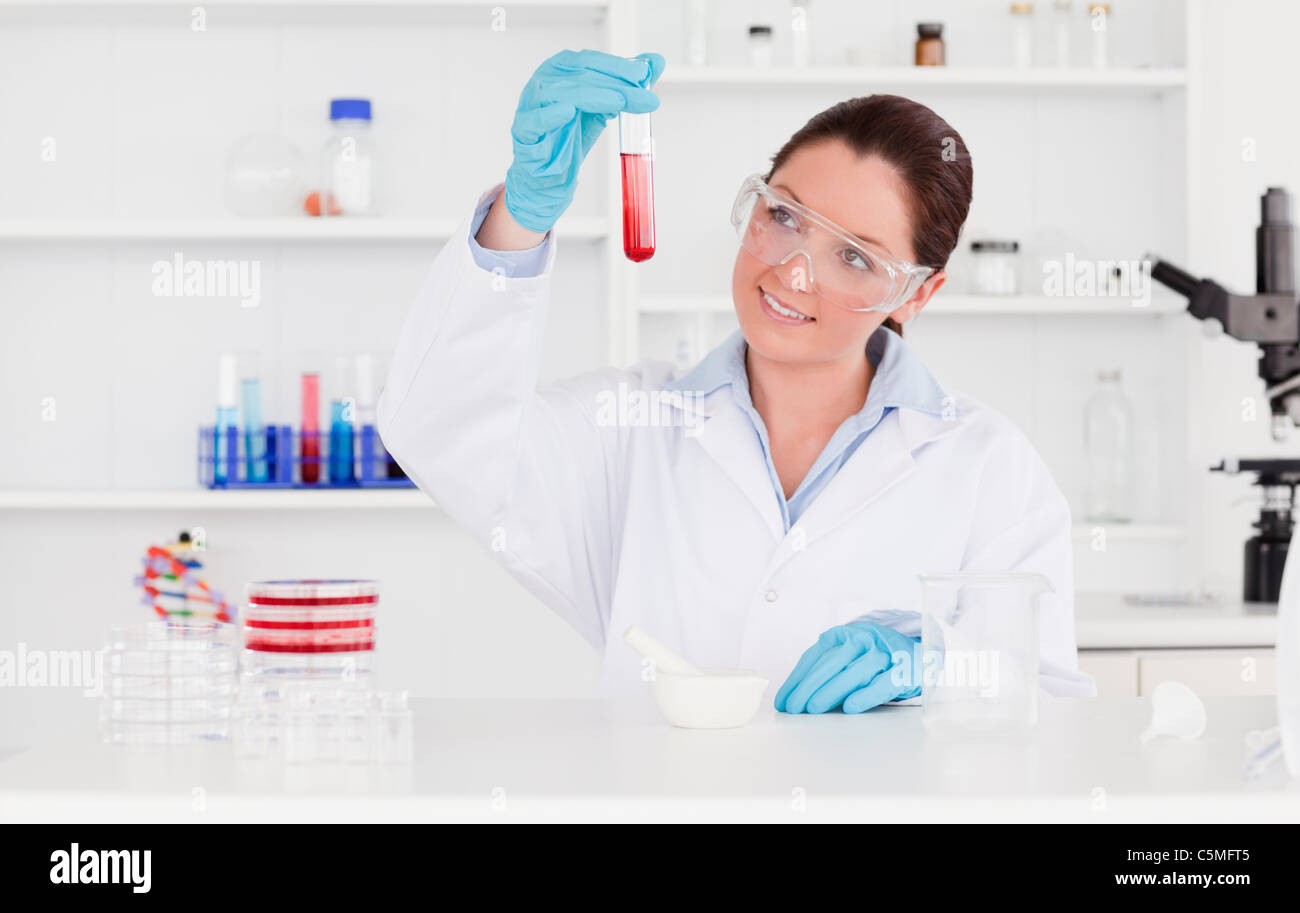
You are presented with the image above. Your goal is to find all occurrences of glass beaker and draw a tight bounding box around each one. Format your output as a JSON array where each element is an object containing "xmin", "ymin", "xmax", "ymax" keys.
[{"xmin": 918, "ymin": 573, "xmax": 1052, "ymax": 732}]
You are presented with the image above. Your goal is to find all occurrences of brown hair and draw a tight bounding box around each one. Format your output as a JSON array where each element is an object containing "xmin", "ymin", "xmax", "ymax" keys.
[{"xmin": 764, "ymin": 94, "xmax": 974, "ymax": 336}]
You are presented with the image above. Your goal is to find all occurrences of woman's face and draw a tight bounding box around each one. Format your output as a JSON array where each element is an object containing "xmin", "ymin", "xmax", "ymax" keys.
[{"xmin": 732, "ymin": 139, "xmax": 945, "ymax": 367}]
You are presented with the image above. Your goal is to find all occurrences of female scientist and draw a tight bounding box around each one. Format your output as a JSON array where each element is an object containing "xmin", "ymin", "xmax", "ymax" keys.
[{"xmin": 379, "ymin": 50, "xmax": 1095, "ymax": 712}]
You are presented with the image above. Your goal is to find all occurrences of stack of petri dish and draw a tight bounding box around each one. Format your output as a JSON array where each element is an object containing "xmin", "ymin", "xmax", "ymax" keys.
[
  {"xmin": 237, "ymin": 579, "xmax": 410, "ymax": 761},
  {"xmin": 242, "ymin": 579, "xmax": 378, "ymax": 684},
  {"xmin": 101, "ymin": 621, "xmax": 238, "ymax": 744}
]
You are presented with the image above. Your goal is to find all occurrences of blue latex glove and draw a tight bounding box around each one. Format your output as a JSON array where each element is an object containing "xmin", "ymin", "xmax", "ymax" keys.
[
  {"xmin": 504, "ymin": 49, "xmax": 665, "ymax": 233},
  {"xmin": 775, "ymin": 622, "xmax": 922, "ymax": 714}
]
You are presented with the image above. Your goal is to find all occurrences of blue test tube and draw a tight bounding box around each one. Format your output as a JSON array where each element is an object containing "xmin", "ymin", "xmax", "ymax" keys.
[
  {"xmin": 242, "ymin": 377, "xmax": 267, "ymax": 482},
  {"xmin": 329, "ymin": 399, "xmax": 355, "ymax": 483}
]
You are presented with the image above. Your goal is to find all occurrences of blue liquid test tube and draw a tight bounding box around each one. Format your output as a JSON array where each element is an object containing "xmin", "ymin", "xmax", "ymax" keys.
[
  {"xmin": 242, "ymin": 377, "xmax": 267, "ymax": 482},
  {"xmin": 329, "ymin": 399, "xmax": 355, "ymax": 483}
]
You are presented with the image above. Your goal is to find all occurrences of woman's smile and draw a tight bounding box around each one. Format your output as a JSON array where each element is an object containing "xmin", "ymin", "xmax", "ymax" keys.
[{"xmin": 759, "ymin": 286, "xmax": 817, "ymax": 325}]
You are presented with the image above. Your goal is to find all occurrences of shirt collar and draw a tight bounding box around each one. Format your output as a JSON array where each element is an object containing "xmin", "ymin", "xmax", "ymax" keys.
[{"xmin": 664, "ymin": 325, "xmax": 954, "ymax": 421}]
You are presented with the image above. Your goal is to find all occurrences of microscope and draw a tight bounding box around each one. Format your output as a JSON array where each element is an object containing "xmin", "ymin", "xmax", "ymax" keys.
[{"xmin": 1149, "ymin": 187, "xmax": 1300, "ymax": 603}]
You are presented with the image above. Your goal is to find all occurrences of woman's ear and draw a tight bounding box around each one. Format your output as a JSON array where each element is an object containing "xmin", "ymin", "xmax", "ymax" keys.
[{"xmin": 889, "ymin": 270, "xmax": 946, "ymax": 324}]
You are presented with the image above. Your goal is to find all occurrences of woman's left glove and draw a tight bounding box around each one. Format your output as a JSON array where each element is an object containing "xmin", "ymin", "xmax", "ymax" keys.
[
  {"xmin": 504, "ymin": 49, "xmax": 664, "ymax": 233},
  {"xmin": 775, "ymin": 621, "xmax": 921, "ymax": 714}
]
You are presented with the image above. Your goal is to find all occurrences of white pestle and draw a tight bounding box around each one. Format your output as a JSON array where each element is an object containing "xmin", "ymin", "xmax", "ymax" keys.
[{"xmin": 623, "ymin": 625, "xmax": 703, "ymax": 677}]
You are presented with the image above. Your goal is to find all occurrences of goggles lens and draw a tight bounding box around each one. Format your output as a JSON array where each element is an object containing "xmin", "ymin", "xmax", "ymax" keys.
[{"xmin": 731, "ymin": 177, "xmax": 930, "ymax": 313}]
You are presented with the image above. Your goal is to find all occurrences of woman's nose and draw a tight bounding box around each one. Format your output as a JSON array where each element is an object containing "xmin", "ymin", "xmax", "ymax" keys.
[{"xmin": 775, "ymin": 249, "xmax": 815, "ymax": 294}]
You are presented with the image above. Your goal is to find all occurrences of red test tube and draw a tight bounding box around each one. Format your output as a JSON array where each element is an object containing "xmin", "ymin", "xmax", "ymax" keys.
[
  {"xmin": 300, "ymin": 372, "xmax": 321, "ymax": 484},
  {"xmin": 618, "ymin": 111, "xmax": 655, "ymax": 263}
]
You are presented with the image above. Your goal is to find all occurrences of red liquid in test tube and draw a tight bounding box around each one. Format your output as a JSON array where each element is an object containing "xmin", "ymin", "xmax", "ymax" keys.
[
  {"xmin": 300, "ymin": 372, "xmax": 320, "ymax": 484},
  {"xmin": 618, "ymin": 112, "xmax": 655, "ymax": 263}
]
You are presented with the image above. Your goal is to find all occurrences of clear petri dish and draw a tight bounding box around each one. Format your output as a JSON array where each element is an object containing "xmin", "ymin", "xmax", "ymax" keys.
[
  {"xmin": 241, "ymin": 648, "xmax": 375, "ymax": 682},
  {"xmin": 105, "ymin": 621, "xmax": 237, "ymax": 652},
  {"xmin": 101, "ymin": 717, "xmax": 232, "ymax": 744},
  {"xmin": 101, "ymin": 697, "xmax": 235, "ymax": 723},
  {"xmin": 105, "ymin": 649, "xmax": 237, "ymax": 674},
  {"xmin": 104, "ymin": 674, "xmax": 237, "ymax": 700}
]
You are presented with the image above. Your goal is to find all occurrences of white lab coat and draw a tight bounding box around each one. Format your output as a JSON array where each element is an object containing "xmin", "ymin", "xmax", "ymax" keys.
[{"xmin": 379, "ymin": 185, "xmax": 1096, "ymax": 700}]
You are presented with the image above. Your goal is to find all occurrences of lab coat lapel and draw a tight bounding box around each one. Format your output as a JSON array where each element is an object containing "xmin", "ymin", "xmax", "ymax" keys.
[
  {"xmin": 690, "ymin": 396, "xmax": 786, "ymax": 542},
  {"xmin": 768, "ymin": 409, "xmax": 964, "ymax": 570}
]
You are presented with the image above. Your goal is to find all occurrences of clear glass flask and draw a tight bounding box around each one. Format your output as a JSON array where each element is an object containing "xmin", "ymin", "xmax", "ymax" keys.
[
  {"xmin": 618, "ymin": 111, "xmax": 655, "ymax": 263},
  {"xmin": 1084, "ymin": 369, "xmax": 1134, "ymax": 523}
]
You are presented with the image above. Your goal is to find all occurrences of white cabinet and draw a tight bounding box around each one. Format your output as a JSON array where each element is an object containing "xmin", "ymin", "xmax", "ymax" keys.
[
  {"xmin": 1079, "ymin": 648, "xmax": 1276, "ymax": 697},
  {"xmin": 1137, "ymin": 649, "xmax": 1276, "ymax": 697}
]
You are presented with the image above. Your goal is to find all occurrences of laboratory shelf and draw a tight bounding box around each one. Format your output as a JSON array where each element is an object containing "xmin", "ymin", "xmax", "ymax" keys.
[
  {"xmin": 638, "ymin": 294, "xmax": 1187, "ymax": 317},
  {"xmin": 0, "ymin": 489, "xmax": 436, "ymax": 510},
  {"xmin": 925, "ymin": 294, "xmax": 1187, "ymax": 316},
  {"xmin": 0, "ymin": 0, "xmax": 609, "ymax": 23},
  {"xmin": 638, "ymin": 295, "xmax": 736, "ymax": 314},
  {"xmin": 1070, "ymin": 523, "xmax": 1187, "ymax": 542},
  {"xmin": 0, "ymin": 217, "xmax": 607, "ymax": 244},
  {"xmin": 658, "ymin": 66, "xmax": 1188, "ymax": 94},
  {"xmin": 0, "ymin": 0, "xmax": 606, "ymax": 5}
]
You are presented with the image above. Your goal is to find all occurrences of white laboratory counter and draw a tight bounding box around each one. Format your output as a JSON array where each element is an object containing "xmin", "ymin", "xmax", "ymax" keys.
[
  {"xmin": 1074, "ymin": 593, "xmax": 1277, "ymax": 649},
  {"xmin": 0, "ymin": 697, "xmax": 1296, "ymax": 823}
]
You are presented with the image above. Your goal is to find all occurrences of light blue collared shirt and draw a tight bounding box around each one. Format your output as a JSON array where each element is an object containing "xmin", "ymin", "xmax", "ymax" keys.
[
  {"xmin": 664, "ymin": 328, "xmax": 952, "ymax": 531},
  {"xmin": 467, "ymin": 194, "xmax": 551, "ymax": 277},
  {"xmin": 466, "ymin": 195, "xmax": 951, "ymax": 532}
]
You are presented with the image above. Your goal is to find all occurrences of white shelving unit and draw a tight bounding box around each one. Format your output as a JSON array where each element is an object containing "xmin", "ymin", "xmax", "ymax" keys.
[
  {"xmin": 0, "ymin": 0, "xmax": 629, "ymax": 511},
  {"xmin": 658, "ymin": 66, "xmax": 1188, "ymax": 93},
  {"xmin": 0, "ymin": 489, "xmax": 433, "ymax": 510},
  {"xmin": 639, "ymin": 293, "xmax": 1189, "ymax": 317},
  {"xmin": 0, "ymin": 217, "xmax": 607, "ymax": 243},
  {"xmin": 0, "ymin": 0, "xmax": 605, "ymax": 6},
  {"xmin": 1070, "ymin": 524, "xmax": 1187, "ymax": 542}
]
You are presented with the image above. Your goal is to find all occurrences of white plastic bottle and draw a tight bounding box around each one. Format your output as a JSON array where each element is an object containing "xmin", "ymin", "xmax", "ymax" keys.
[
  {"xmin": 1084, "ymin": 369, "xmax": 1135, "ymax": 523},
  {"xmin": 322, "ymin": 98, "xmax": 377, "ymax": 216},
  {"xmin": 1278, "ymin": 526, "xmax": 1300, "ymax": 776}
]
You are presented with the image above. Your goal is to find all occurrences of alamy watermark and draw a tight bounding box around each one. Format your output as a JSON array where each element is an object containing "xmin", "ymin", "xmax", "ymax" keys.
[
  {"xmin": 1042, "ymin": 255, "xmax": 1151, "ymax": 307},
  {"xmin": 151, "ymin": 252, "xmax": 261, "ymax": 308},
  {"xmin": 595, "ymin": 382, "xmax": 707, "ymax": 437},
  {"xmin": 0, "ymin": 643, "xmax": 103, "ymax": 696},
  {"xmin": 890, "ymin": 644, "xmax": 1002, "ymax": 697},
  {"xmin": 50, "ymin": 844, "xmax": 151, "ymax": 893}
]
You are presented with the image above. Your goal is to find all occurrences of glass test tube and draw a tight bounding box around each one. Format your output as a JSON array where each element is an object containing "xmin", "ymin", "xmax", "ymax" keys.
[
  {"xmin": 618, "ymin": 111, "xmax": 655, "ymax": 263},
  {"xmin": 300, "ymin": 372, "xmax": 321, "ymax": 484},
  {"xmin": 215, "ymin": 354, "xmax": 238, "ymax": 485},
  {"xmin": 242, "ymin": 377, "xmax": 267, "ymax": 482},
  {"xmin": 329, "ymin": 398, "xmax": 355, "ymax": 483}
]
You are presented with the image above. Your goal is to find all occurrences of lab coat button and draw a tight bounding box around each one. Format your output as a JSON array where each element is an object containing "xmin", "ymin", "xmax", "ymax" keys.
[{"xmin": 764, "ymin": 589, "xmax": 779, "ymax": 603}]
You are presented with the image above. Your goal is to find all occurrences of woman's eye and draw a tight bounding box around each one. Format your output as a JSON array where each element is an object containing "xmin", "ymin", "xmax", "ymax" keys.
[
  {"xmin": 840, "ymin": 248, "xmax": 873, "ymax": 271},
  {"xmin": 767, "ymin": 205, "xmax": 798, "ymax": 229}
]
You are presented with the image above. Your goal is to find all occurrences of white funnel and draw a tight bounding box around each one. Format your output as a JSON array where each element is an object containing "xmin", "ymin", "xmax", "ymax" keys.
[{"xmin": 1140, "ymin": 680, "xmax": 1207, "ymax": 743}]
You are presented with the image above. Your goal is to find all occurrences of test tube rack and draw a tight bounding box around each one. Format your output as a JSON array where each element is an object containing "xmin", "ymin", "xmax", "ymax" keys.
[{"xmin": 197, "ymin": 424, "xmax": 413, "ymax": 489}]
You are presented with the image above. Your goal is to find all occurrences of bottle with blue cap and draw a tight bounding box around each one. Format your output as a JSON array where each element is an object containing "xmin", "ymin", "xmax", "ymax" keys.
[{"xmin": 322, "ymin": 98, "xmax": 377, "ymax": 216}]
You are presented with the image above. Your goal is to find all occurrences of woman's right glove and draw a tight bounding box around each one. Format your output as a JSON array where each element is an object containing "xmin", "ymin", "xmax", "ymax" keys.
[
  {"xmin": 504, "ymin": 49, "xmax": 665, "ymax": 233},
  {"xmin": 775, "ymin": 622, "xmax": 923, "ymax": 714}
]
